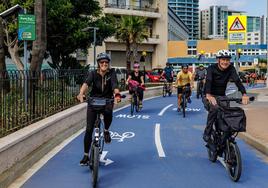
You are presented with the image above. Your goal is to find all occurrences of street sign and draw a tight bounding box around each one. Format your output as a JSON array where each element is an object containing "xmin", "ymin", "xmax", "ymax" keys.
[
  {"xmin": 254, "ymin": 58, "xmax": 259, "ymax": 65},
  {"xmin": 228, "ymin": 16, "xmax": 247, "ymax": 44},
  {"xmin": 18, "ymin": 14, "xmax": 36, "ymax": 41}
]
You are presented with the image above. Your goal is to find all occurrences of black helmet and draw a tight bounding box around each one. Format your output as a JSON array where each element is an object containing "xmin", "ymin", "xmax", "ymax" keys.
[
  {"xmin": 181, "ymin": 64, "xmax": 188, "ymax": 69},
  {"xmin": 216, "ymin": 50, "xmax": 232, "ymax": 59},
  {"xmin": 96, "ymin": 52, "xmax": 111, "ymax": 62}
]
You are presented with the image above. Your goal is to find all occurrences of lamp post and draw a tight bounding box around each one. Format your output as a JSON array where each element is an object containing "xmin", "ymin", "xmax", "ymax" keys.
[
  {"xmin": 82, "ymin": 26, "xmax": 99, "ymax": 70},
  {"xmin": 236, "ymin": 48, "xmax": 242, "ymax": 73},
  {"xmin": 140, "ymin": 51, "xmax": 147, "ymax": 82}
]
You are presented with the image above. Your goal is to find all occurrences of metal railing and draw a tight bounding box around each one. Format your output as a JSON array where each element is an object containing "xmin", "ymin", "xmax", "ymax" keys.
[
  {"xmin": 105, "ymin": 3, "xmax": 159, "ymax": 13},
  {"xmin": 0, "ymin": 69, "xmax": 88, "ymax": 137}
]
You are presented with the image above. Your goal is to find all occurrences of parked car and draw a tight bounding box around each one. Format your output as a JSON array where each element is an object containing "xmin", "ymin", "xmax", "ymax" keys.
[{"xmin": 145, "ymin": 71, "xmax": 161, "ymax": 82}]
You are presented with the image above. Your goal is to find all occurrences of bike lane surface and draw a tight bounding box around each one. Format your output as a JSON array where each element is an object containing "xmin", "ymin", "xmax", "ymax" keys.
[{"xmin": 21, "ymin": 91, "xmax": 268, "ymax": 188}]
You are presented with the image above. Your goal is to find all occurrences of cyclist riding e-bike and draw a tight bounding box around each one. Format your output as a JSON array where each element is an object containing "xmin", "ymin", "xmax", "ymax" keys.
[
  {"xmin": 161, "ymin": 62, "xmax": 174, "ymax": 92},
  {"xmin": 77, "ymin": 52, "xmax": 121, "ymax": 166},
  {"xmin": 175, "ymin": 64, "xmax": 194, "ymax": 112},
  {"xmin": 126, "ymin": 62, "xmax": 145, "ymax": 108},
  {"xmin": 195, "ymin": 64, "xmax": 206, "ymax": 98},
  {"xmin": 202, "ymin": 50, "xmax": 249, "ymax": 142}
]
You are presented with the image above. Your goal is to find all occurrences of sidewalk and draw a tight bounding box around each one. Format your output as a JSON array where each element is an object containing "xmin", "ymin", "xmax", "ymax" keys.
[{"xmin": 239, "ymin": 87, "xmax": 268, "ymax": 156}]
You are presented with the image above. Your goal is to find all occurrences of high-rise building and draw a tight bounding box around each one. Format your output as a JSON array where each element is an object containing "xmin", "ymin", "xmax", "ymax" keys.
[
  {"xmin": 200, "ymin": 6, "xmax": 244, "ymax": 40},
  {"xmin": 168, "ymin": 0, "xmax": 199, "ymax": 39},
  {"xmin": 89, "ymin": 0, "xmax": 169, "ymax": 69},
  {"xmin": 260, "ymin": 15, "xmax": 267, "ymax": 44}
]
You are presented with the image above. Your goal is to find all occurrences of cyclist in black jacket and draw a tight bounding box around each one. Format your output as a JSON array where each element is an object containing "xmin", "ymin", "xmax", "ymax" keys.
[
  {"xmin": 203, "ymin": 50, "xmax": 249, "ymax": 142},
  {"xmin": 77, "ymin": 52, "xmax": 121, "ymax": 166}
]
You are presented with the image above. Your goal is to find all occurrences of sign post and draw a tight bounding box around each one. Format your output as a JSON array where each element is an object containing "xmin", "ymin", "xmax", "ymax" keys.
[
  {"xmin": 18, "ymin": 12, "xmax": 36, "ymax": 109},
  {"xmin": 228, "ymin": 15, "xmax": 247, "ymax": 96}
]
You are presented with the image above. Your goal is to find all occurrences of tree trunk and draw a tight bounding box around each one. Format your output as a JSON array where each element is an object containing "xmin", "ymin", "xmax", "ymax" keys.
[
  {"xmin": 132, "ymin": 41, "xmax": 138, "ymax": 62},
  {"xmin": 0, "ymin": 17, "xmax": 10, "ymax": 94},
  {"xmin": 8, "ymin": 41, "xmax": 24, "ymax": 71},
  {"xmin": 126, "ymin": 40, "xmax": 131, "ymax": 74},
  {"xmin": 30, "ymin": 0, "xmax": 47, "ymax": 73}
]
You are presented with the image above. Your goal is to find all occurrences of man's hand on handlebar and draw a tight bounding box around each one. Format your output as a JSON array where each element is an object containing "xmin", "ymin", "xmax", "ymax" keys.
[
  {"xmin": 206, "ymin": 94, "xmax": 217, "ymax": 106},
  {"xmin": 242, "ymin": 94, "xmax": 249, "ymax": 105}
]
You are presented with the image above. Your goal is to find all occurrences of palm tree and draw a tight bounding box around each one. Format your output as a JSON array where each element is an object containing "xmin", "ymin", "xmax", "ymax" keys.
[{"xmin": 115, "ymin": 15, "xmax": 149, "ymax": 72}]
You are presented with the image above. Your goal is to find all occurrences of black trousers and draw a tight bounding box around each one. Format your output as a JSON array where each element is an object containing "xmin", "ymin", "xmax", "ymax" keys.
[
  {"xmin": 203, "ymin": 96, "xmax": 229, "ymax": 136},
  {"xmin": 83, "ymin": 103, "xmax": 113, "ymax": 153}
]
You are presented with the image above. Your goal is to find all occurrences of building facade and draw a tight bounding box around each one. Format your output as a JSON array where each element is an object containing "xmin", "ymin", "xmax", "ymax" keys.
[
  {"xmin": 200, "ymin": 6, "xmax": 244, "ymax": 40},
  {"xmin": 168, "ymin": 0, "xmax": 199, "ymax": 39},
  {"xmin": 88, "ymin": 0, "xmax": 168, "ymax": 69},
  {"xmin": 168, "ymin": 6, "xmax": 189, "ymax": 41}
]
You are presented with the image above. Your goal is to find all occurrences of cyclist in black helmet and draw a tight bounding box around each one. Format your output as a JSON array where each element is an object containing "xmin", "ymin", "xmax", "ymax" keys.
[{"xmin": 77, "ymin": 52, "xmax": 122, "ymax": 166}]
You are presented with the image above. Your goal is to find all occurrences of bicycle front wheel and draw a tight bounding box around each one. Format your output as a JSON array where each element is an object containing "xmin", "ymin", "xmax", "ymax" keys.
[
  {"xmin": 92, "ymin": 145, "xmax": 100, "ymax": 188},
  {"xmin": 130, "ymin": 96, "xmax": 134, "ymax": 115},
  {"xmin": 226, "ymin": 142, "xmax": 242, "ymax": 182},
  {"xmin": 163, "ymin": 85, "xmax": 166, "ymax": 97},
  {"xmin": 182, "ymin": 94, "xmax": 186, "ymax": 118}
]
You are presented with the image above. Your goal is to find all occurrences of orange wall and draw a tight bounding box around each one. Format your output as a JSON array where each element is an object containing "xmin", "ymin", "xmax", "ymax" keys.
[
  {"xmin": 168, "ymin": 41, "xmax": 188, "ymax": 57},
  {"xmin": 197, "ymin": 40, "xmax": 228, "ymax": 54},
  {"xmin": 168, "ymin": 40, "xmax": 228, "ymax": 57}
]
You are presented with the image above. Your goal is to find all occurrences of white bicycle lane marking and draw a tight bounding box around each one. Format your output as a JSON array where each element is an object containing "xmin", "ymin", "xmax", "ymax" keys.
[
  {"xmin": 158, "ymin": 104, "xmax": 173, "ymax": 116},
  {"xmin": 155, "ymin": 123, "xmax": 166, "ymax": 158}
]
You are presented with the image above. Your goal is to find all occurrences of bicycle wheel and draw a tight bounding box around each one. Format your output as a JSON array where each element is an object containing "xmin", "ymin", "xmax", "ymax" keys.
[
  {"xmin": 130, "ymin": 96, "xmax": 134, "ymax": 115},
  {"xmin": 135, "ymin": 96, "xmax": 140, "ymax": 112},
  {"xmin": 168, "ymin": 85, "xmax": 172, "ymax": 96},
  {"xmin": 182, "ymin": 94, "xmax": 186, "ymax": 118},
  {"xmin": 92, "ymin": 145, "xmax": 100, "ymax": 188},
  {"xmin": 226, "ymin": 142, "xmax": 242, "ymax": 182},
  {"xmin": 163, "ymin": 85, "xmax": 166, "ymax": 97}
]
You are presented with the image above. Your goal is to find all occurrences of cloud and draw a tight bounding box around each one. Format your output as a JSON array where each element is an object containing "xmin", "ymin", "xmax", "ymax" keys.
[{"xmin": 199, "ymin": 0, "xmax": 247, "ymax": 11}]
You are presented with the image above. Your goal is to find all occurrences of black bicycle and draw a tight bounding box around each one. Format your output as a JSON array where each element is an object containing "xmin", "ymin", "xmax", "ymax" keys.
[
  {"xmin": 180, "ymin": 85, "xmax": 191, "ymax": 118},
  {"xmin": 130, "ymin": 86, "xmax": 141, "ymax": 115},
  {"xmin": 88, "ymin": 97, "xmax": 114, "ymax": 188},
  {"xmin": 196, "ymin": 77, "xmax": 205, "ymax": 99},
  {"xmin": 206, "ymin": 96, "xmax": 254, "ymax": 182},
  {"xmin": 162, "ymin": 79, "xmax": 172, "ymax": 97}
]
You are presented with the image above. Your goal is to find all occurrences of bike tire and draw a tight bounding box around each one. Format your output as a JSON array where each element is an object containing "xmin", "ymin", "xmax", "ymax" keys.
[
  {"xmin": 130, "ymin": 97, "xmax": 134, "ymax": 115},
  {"xmin": 92, "ymin": 145, "xmax": 100, "ymax": 188},
  {"xmin": 163, "ymin": 86, "xmax": 166, "ymax": 97},
  {"xmin": 182, "ymin": 94, "xmax": 186, "ymax": 118},
  {"xmin": 227, "ymin": 142, "xmax": 242, "ymax": 182}
]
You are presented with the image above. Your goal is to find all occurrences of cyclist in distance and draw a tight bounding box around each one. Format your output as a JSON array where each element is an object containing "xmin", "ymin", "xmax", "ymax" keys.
[
  {"xmin": 194, "ymin": 64, "xmax": 207, "ymax": 98},
  {"xmin": 126, "ymin": 62, "xmax": 145, "ymax": 108},
  {"xmin": 175, "ymin": 64, "xmax": 194, "ymax": 112},
  {"xmin": 161, "ymin": 62, "xmax": 174, "ymax": 92},
  {"xmin": 77, "ymin": 52, "xmax": 121, "ymax": 166},
  {"xmin": 202, "ymin": 49, "xmax": 249, "ymax": 142}
]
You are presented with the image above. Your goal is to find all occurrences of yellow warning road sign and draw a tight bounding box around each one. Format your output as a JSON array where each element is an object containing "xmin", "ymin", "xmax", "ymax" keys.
[{"xmin": 228, "ymin": 15, "xmax": 247, "ymax": 44}]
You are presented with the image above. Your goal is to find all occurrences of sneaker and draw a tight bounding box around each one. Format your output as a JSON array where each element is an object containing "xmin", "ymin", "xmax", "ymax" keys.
[
  {"xmin": 80, "ymin": 155, "xmax": 89, "ymax": 166},
  {"xmin": 188, "ymin": 98, "xmax": 192, "ymax": 104},
  {"xmin": 104, "ymin": 130, "xmax": 111, "ymax": 144}
]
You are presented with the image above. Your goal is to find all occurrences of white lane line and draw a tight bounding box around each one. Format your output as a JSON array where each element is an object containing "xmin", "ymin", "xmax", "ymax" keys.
[
  {"xmin": 10, "ymin": 95, "xmax": 162, "ymax": 187},
  {"xmin": 158, "ymin": 104, "xmax": 173, "ymax": 116},
  {"xmin": 155, "ymin": 123, "xmax": 166, "ymax": 158}
]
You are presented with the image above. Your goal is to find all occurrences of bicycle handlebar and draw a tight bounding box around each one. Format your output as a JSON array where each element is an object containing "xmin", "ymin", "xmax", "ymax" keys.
[{"xmin": 217, "ymin": 96, "xmax": 255, "ymax": 103}]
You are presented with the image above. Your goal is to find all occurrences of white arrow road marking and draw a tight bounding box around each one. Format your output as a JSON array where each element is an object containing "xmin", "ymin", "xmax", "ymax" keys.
[
  {"xmin": 155, "ymin": 123, "xmax": 166, "ymax": 158},
  {"xmin": 100, "ymin": 151, "xmax": 114, "ymax": 166},
  {"xmin": 158, "ymin": 104, "xmax": 174, "ymax": 116}
]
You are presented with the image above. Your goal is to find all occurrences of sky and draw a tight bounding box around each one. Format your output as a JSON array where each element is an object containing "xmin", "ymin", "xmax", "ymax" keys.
[{"xmin": 199, "ymin": 0, "xmax": 267, "ymax": 17}]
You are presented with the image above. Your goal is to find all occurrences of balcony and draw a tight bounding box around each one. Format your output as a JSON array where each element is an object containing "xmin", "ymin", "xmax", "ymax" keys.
[
  {"xmin": 105, "ymin": 35, "xmax": 160, "ymax": 45},
  {"xmin": 104, "ymin": 1, "xmax": 161, "ymax": 19}
]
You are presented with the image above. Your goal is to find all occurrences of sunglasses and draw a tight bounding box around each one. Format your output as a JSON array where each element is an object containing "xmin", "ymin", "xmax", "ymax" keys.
[{"xmin": 99, "ymin": 61, "xmax": 109, "ymax": 64}]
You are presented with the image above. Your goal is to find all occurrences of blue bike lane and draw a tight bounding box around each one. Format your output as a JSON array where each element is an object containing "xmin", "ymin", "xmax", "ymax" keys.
[{"xmin": 21, "ymin": 90, "xmax": 268, "ymax": 188}]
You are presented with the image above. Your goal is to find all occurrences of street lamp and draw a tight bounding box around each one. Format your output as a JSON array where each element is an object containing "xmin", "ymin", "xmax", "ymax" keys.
[
  {"xmin": 82, "ymin": 26, "xmax": 99, "ymax": 70},
  {"xmin": 0, "ymin": 4, "xmax": 23, "ymax": 18},
  {"xmin": 235, "ymin": 48, "xmax": 242, "ymax": 73}
]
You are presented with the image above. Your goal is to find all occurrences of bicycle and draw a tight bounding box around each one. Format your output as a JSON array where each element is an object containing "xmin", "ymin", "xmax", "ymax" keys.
[
  {"xmin": 162, "ymin": 78, "xmax": 172, "ymax": 97},
  {"xmin": 128, "ymin": 80, "xmax": 143, "ymax": 115},
  {"xmin": 88, "ymin": 97, "xmax": 114, "ymax": 188},
  {"xmin": 206, "ymin": 96, "xmax": 254, "ymax": 182},
  {"xmin": 196, "ymin": 77, "xmax": 205, "ymax": 99},
  {"xmin": 180, "ymin": 85, "xmax": 191, "ymax": 118}
]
